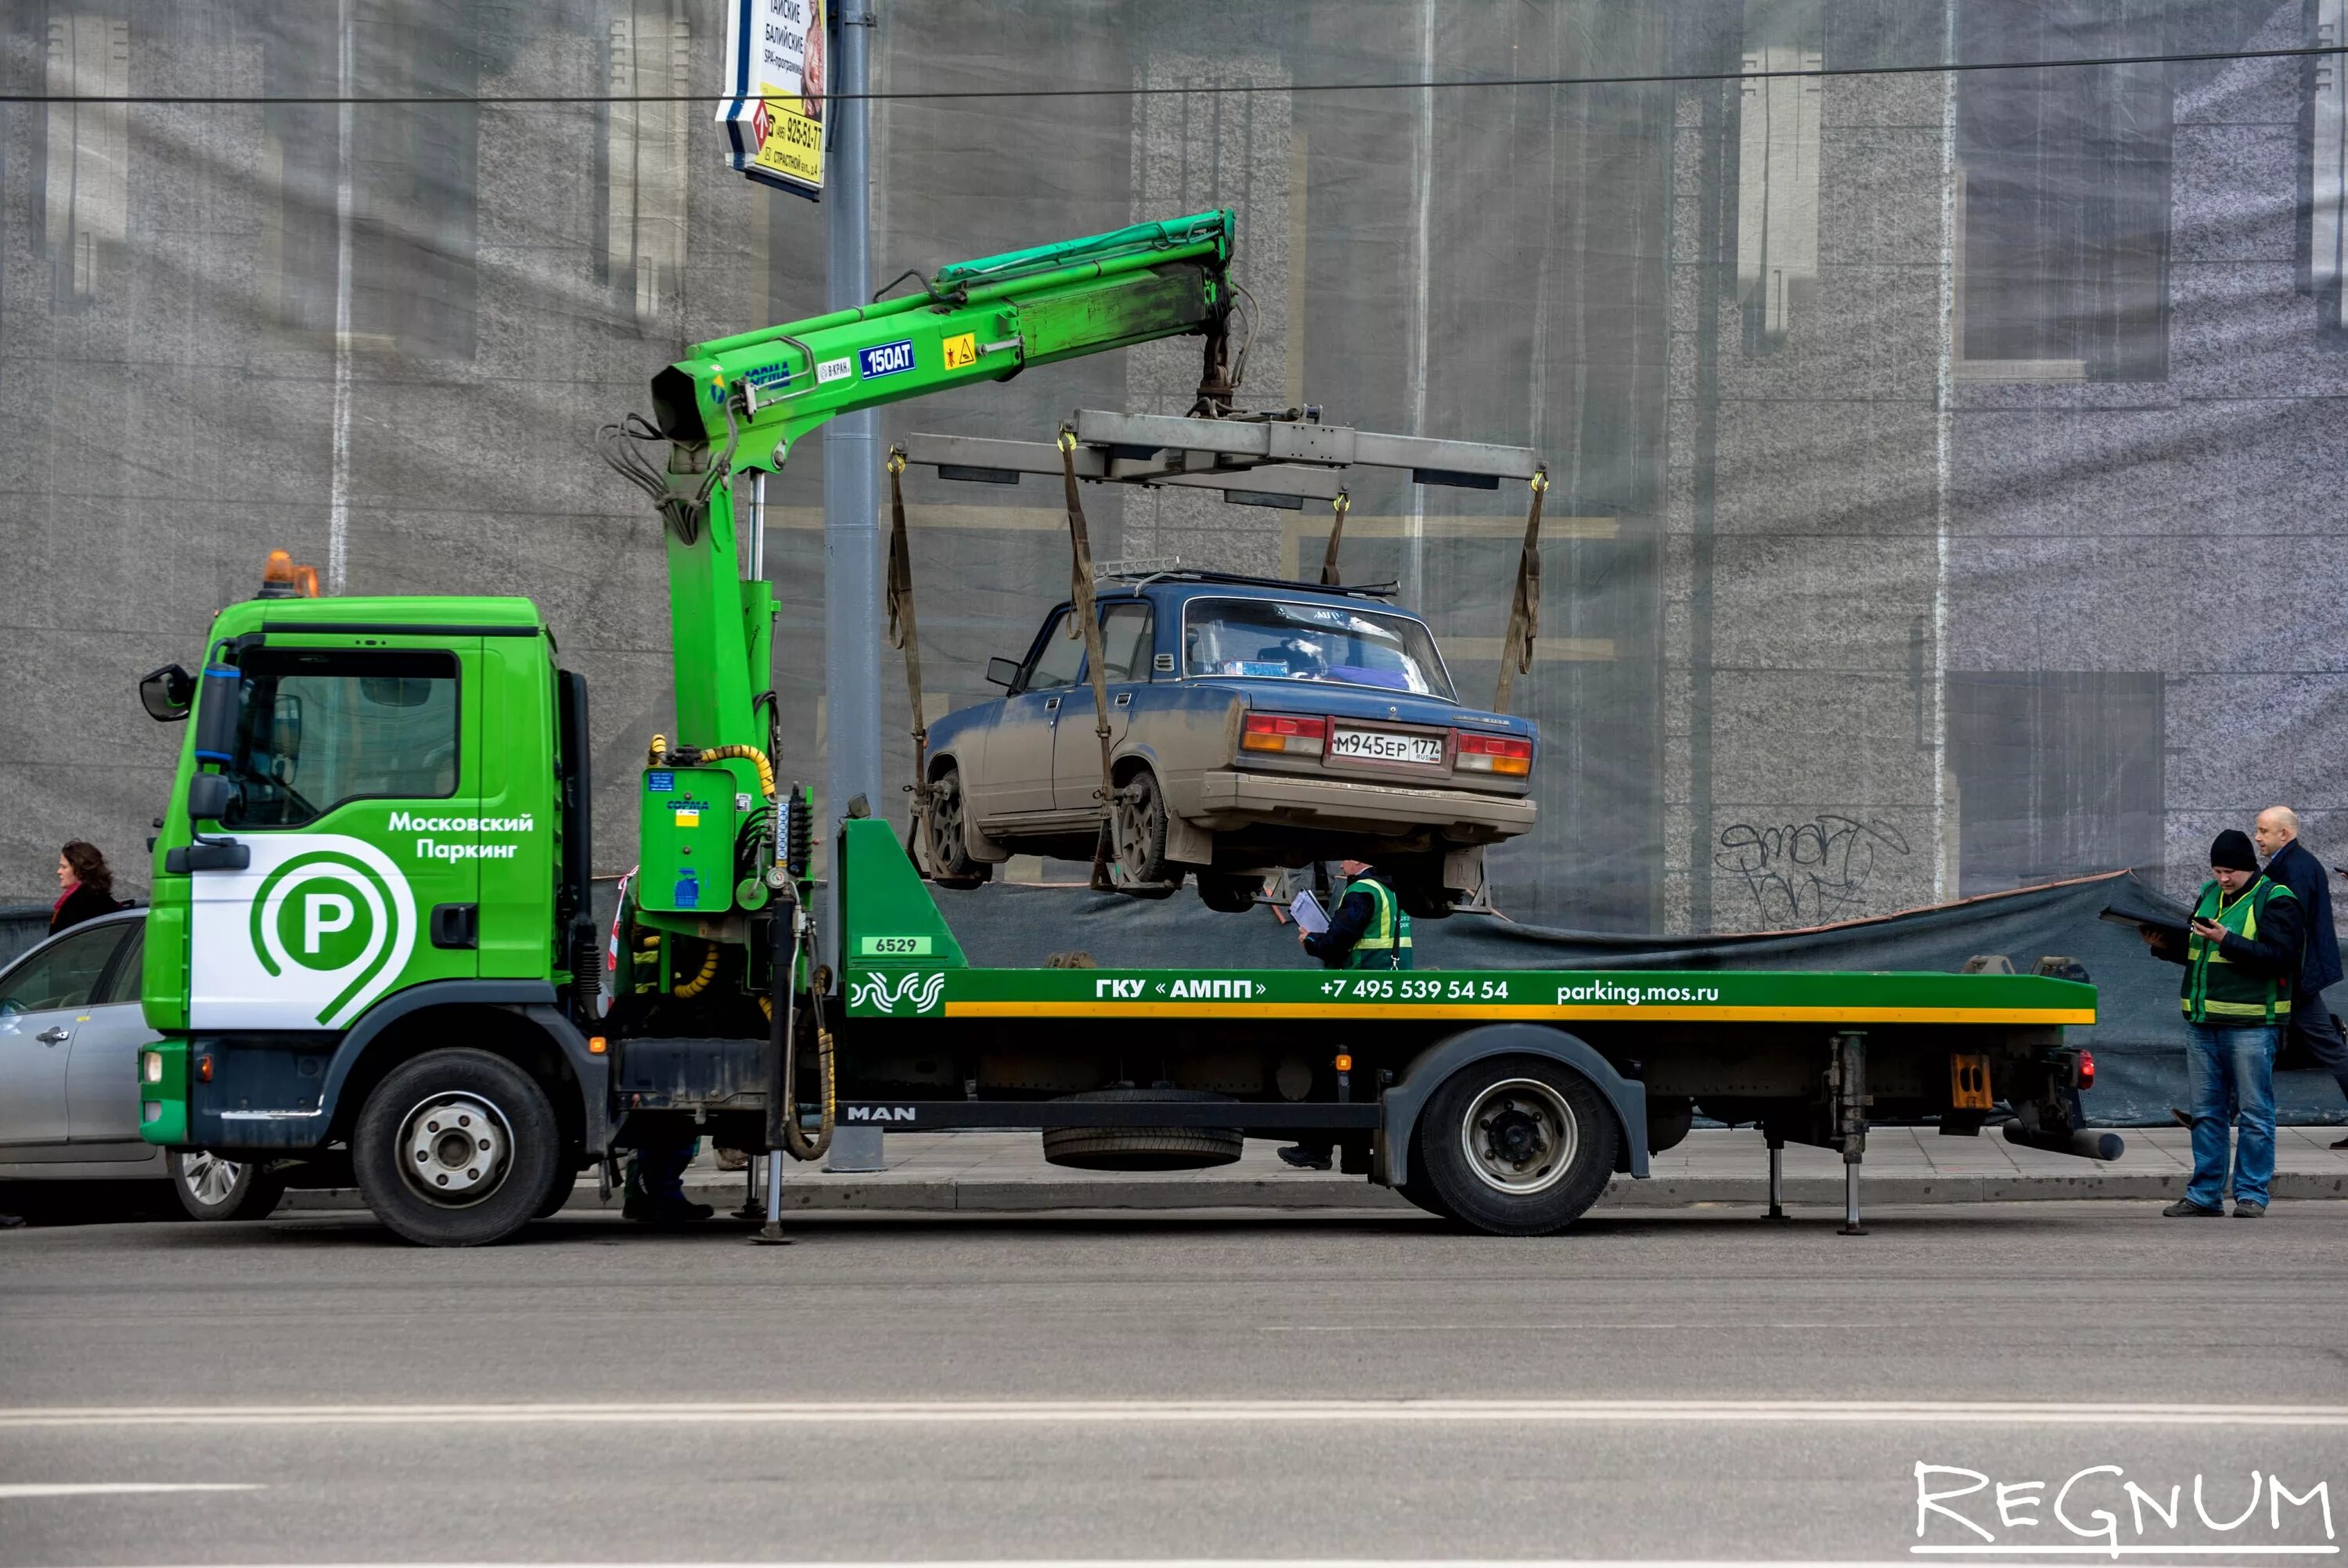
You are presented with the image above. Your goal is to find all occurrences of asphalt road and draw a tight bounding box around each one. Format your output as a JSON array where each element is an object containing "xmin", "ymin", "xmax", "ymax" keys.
[{"xmin": 4, "ymin": 1201, "xmax": 2347, "ymax": 1566}]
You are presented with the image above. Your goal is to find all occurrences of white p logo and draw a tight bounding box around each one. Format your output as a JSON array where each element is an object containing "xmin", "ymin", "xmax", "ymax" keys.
[{"xmin": 304, "ymin": 891, "xmax": 355, "ymax": 955}]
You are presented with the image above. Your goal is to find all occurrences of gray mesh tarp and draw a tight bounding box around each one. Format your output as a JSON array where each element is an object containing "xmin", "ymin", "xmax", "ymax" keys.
[{"xmin": 4, "ymin": 2, "xmax": 2341, "ymax": 1102}]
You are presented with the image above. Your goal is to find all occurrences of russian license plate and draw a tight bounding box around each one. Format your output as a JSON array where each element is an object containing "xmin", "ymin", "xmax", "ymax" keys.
[{"xmin": 1328, "ymin": 727, "xmax": 1443, "ymax": 766}]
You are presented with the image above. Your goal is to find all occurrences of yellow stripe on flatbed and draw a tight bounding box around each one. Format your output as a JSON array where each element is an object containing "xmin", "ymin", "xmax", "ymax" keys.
[{"xmin": 943, "ymin": 1002, "xmax": 2096, "ymax": 1025}]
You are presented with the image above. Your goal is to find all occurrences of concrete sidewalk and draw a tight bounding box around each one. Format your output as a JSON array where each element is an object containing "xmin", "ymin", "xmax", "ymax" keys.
[{"xmin": 279, "ymin": 1123, "xmax": 2348, "ymax": 1214}]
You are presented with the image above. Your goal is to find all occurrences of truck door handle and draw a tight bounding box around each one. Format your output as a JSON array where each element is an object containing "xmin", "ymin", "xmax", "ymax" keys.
[
  {"xmin": 37, "ymin": 1027, "xmax": 69, "ymax": 1045},
  {"xmin": 1114, "ymin": 691, "xmax": 1133, "ymax": 707},
  {"xmin": 1043, "ymin": 697, "xmax": 1061, "ymax": 713},
  {"xmin": 430, "ymin": 904, "xmax": 479, "ymax": 950}
]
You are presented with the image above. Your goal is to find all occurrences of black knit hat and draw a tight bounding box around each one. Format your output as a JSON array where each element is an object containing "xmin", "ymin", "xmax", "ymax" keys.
[{"xmin": 2209, "ymin": 829, "xmax": 2260, "ymax": 873}]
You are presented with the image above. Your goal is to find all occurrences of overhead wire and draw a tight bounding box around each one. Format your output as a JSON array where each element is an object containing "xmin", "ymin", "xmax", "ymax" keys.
[{"xmin": 2, "ymin": 43, "xmax": 2343, "ymax": 107}]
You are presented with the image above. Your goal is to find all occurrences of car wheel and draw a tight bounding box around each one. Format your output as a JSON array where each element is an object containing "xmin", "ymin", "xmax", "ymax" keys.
[
  {"xmin": 1196, "ymin": 873, "xmax": 1264, "ymax": 913},
  {"xmin": 353, "ymin": 1049, "xmax": 560, "ymax": 1247},
  {"xmin": 1112, "ymin": 766, "xmax": 1182, "ymax": 892},
  {"xmin": 167, "ymin": 1149, "xmax": 286, "ymax": 1221},
  {"xmin": 1417, "ymin": 1055, "xmax": 1618, "ymax": 1236},
  {"xmin": 925, "ymin": 764, "xmax": 991, "ymax": 890}
]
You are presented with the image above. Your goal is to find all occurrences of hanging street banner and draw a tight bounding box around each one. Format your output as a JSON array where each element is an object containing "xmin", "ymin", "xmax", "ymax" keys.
[{"xmin": 718, "ymin": 0, "xmax": 825, "ymax": 200}]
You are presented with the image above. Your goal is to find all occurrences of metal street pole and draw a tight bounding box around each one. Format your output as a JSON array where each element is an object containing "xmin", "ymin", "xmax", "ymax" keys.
[{"xmin": 822, "ymin": 1, "xmax": 878, "ymax": 969}]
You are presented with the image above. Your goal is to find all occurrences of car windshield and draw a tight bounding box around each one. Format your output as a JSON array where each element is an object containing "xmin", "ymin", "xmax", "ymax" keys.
[{"xmin": 1181, "ymin": 597, "xmax": 1455, "ymax": 700}]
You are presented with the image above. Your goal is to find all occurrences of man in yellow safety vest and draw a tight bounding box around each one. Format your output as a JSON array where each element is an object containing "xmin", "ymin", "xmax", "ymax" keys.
[
  {"xmin": 2142, "ymin": 829, "xmax": 2303, "ymax": 1218},
  {"xmin": 1280, "ymin": 861, "xmax": 1413, "ymax": 1171}
]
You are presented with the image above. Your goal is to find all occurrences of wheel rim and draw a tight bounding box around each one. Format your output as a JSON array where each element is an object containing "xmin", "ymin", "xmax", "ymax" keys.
[
  {"xmin": 397, "ymin": 1093, "xmax": 516, "ymax": 1207},
  {"xmin": 1114, "ymin": 775, "xmax": 1156, "ymax": 877},
  {"xmin": 1459, "ymin": 1077, "xmax": 1579, "ymax": 1196},
  {"xmin": 930, "ymin": 775, "xmax": 965, "ymax": 865},
  {"xmin": 181, "ymin": 1151, "xmax": 243, "ymax": 1207}
]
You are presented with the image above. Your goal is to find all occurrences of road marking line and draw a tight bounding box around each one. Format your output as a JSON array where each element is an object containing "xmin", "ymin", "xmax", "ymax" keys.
[
  {"xmin": 0, "ymin": 1483, "xmax": 259, "ymax": 1499},
  {"xmin": 18, "ymin": 1561, "xmax": 2216, "ymax": 1568},
  {"xmin": 4, "ymin": 1400, "xmax": 2347, "ymax": 1429}
]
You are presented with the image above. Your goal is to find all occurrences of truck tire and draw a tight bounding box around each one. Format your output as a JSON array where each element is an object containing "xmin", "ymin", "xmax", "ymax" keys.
[
  {"xmin": 1416, "ymin": 1055, "xmax": 1617, "ymax": 1236},
  {"xmin": 926, "ymin": 765, "xmax": 991, "ymax": 890},
  {"xmin": 1040, "ymin": 1088, "xmax": 1241, "ymax": 1171},
  {"xmin": 167, "ymin": 1149, "xmax": 286, "ymax": 1221},
  {"xmin": 353, "ymin": 1049, "xmax": 560, "ymax": 1247},
  {"xmin": 532, "ymin": 1151, "xmax": 583, "ymax": 1219}
]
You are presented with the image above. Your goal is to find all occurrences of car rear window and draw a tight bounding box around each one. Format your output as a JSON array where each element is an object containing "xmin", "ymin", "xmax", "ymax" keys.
[{"xmin": 1180, "ymin": 598, "xmax": 1455, "ymax": 700}]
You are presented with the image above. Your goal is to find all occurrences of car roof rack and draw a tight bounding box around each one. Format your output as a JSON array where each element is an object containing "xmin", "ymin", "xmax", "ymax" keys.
[{"xmin": 1100, "ymin": 566, "xmax": 1400, "ymax": 602}]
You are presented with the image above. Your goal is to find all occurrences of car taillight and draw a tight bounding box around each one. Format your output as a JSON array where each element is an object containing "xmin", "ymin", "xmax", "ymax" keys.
[
  {"xmin": 1456, "ymin": 732, "xmax": 1533, "ymax": 775},
  {"xmin": 1241, "ymin": 713, "xmax": 1327, "ymax": 756}
]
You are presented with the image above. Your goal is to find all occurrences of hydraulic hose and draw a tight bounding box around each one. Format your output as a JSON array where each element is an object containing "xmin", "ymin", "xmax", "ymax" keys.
[
  {"xmin": 773, "ymin": 904, "xmax": 835, "ymax": 1162},
  {"xmin": 701, "ymin": 744, "xmax": 776, "ymax": 800},
  {"xmin": 672, "ymin": 941, "xmax": 719, "ymax": 998}
]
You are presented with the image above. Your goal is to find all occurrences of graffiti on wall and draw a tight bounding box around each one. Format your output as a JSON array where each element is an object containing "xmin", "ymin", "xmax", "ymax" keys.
[{"xmin": 1715, "ymin": 815, "xmax": 1912, "ymax": 929}]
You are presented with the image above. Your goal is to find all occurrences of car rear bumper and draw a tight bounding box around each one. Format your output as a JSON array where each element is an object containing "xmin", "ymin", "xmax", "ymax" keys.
[{"xmin": 1194, "ymin": 769, "xmax": 1536, "ymax": 839}]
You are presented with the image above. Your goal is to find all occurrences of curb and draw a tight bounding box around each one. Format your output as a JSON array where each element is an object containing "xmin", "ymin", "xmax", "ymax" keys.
[{"xmin": 275, "ymin": 1167, "xmax": 2348, "ymax": 1214}]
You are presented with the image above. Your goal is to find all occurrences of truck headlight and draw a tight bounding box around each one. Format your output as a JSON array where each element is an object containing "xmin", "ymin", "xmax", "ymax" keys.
[{"xmin": 142, "ymin": 1050, "xmax": 164, "ymax": 1084}]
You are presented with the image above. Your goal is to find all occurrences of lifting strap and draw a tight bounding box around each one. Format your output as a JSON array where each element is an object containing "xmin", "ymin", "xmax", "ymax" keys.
[
  {"xmin": 1319, "ymin": 491, "xmax": 1352, "ymax": 587},
  {"xmin": 1492, "ymin": 466, "xmax": 1550, "ymax": 714},
  {"xmin": 884, "ymin": 448, "xmax": 935, "ymax": 869},
  {"xmin": 1057, "ymin": 428, "xmax": 1121, "ymax": 893}
]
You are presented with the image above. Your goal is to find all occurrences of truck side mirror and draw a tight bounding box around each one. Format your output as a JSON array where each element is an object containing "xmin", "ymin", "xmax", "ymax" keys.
[
  {"xmin": 187, "ymin": 772, "xmax": 236, "ymax": 822},
  {"xmin": 985, "ymin": 656, "xmax": 1021, "ymax": 689},
  {"xmin": 139, "ymin": 665, "xmax": 196, "ymax": 722}
]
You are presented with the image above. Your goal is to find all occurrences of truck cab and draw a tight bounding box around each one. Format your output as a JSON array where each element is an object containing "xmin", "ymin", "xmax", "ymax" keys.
[{"xmin": 138, "ymin": 590, "xmax": 603, "ymax": 1188}]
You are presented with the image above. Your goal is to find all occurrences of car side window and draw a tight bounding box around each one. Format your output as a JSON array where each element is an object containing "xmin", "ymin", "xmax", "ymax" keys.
[
  {"xmin": 1025, "ymin": 611, "xmax": 1086, "ymax": 692},
  {"xmin": 96, "ymin": 924, "xmax": 146, "ymax": 1006},
  {"xmin": 1099, "ymin": 603, "xmax": 1154, "ymax": 682},
  {"xmin": 0, "ymin": 925, "xmax": 130, "ymax": 1016}
]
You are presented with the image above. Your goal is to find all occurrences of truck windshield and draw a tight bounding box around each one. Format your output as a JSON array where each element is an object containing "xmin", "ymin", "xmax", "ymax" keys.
[
  {"xmin": 1181, "ymin": 597, "xmax": 1454, "ymax": 700},
  {"xmin": 223, "ymin": 649, "xmax": 459, "ymax": 829}
]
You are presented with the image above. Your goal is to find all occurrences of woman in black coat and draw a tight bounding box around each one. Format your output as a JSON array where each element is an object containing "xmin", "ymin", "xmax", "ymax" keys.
[{"xmin": 51, "ymin": 840, "xmax": 123, "ymax": 933}]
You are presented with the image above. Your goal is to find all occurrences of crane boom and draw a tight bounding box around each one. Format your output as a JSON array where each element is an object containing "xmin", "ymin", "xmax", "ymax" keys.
[{"xmin": 649, "ymin": 210, "xmax": 1234, "ymax": 472}]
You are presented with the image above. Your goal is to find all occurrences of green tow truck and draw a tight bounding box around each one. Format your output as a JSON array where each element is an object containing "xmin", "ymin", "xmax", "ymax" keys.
[{"xmin": 131, "ymin": 211, "xmax": 2109, "ymax": 1245}]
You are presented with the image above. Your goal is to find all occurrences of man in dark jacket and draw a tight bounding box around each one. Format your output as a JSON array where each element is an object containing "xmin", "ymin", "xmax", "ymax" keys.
[
  {"xmin": 2256, "ymin": 806, "xmax": 2348, "ymax": 1146},
  {"xmin": 2144, "ymin": 829, "xmax": 2302, "ymax": 1217}
]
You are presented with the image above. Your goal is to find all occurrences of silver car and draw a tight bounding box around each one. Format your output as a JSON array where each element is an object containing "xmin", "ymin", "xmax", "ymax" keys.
[{"xmin": 0, "ymin": 910, "xmax": 282, "ymax": 1221}]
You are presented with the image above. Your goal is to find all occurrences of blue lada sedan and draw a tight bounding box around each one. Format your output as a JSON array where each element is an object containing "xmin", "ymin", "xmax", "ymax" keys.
[{"xmin": 922, "ymin": 572, "xmax": 1537, "ymax": 915}]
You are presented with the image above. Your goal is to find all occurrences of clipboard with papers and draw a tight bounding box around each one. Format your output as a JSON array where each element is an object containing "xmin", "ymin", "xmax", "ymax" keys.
[{"xmin": 1289, "ymin": 890, "xmax": 1331, "ymax": 935}]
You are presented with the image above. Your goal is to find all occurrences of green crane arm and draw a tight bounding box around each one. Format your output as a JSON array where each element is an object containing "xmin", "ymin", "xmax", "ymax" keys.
[
  {"xmin": 650, "ymin": 209, "xmax": 1235, "ymax": 472},
  {"xmin": 603, "ymin": 210, "xmax": 1237, "ymax": 904}
]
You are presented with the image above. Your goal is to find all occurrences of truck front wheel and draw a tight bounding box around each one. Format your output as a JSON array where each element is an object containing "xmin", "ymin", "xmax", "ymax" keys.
[
  {"xmin": 1417, "ymin": 1056, "xmax": 1617, "ymax": 1236},
  {"xmin": 353, "ymin": 1049, "xmax": 560, "ymax": 1246}
]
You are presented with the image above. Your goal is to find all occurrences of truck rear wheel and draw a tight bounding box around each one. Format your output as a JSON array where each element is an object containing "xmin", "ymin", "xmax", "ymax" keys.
[
  {"xmin": 353, "ymin": 1049, "xmax": 560, "ymax": 1246},
  {"xmin": 1417, "ymin": 1056, "xmax": 1616, "ymax": 1235}
]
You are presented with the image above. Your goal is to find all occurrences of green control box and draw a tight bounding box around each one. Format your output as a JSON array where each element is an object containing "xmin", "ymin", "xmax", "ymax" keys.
[{"xmin": 637, "ymin": 765, "xmax": 740, "ymax": 914}]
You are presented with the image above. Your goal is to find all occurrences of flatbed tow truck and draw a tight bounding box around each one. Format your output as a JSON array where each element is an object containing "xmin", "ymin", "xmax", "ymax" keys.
[{"xmin": 128, "ymin": 210, "xmax": 2112, "ymax": 1244}]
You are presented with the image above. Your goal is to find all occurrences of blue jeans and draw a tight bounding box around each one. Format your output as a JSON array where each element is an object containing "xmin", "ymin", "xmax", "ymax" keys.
[{"xmin": 2184, "ymin": 1023, "xmax": 2279, "ymax": 1210}]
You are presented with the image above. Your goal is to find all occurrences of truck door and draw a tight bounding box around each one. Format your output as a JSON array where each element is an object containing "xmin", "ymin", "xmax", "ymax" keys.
[
  {"xmin": 981, "ymin": 610, "xmax": 1085, "ymax": 821},
  {"xmin": 1053, "ymin": 600, "xmax": 1150, "ymax": 811},
  {"xmin": 188, "ymin": 641, "xmax": 483, "ymax": 1032}
]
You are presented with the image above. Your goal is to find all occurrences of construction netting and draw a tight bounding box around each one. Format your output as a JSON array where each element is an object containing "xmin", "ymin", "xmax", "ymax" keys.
[{"xmin": 4, "ymin": 1, "xmax": 2338, "ymax": 969}]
